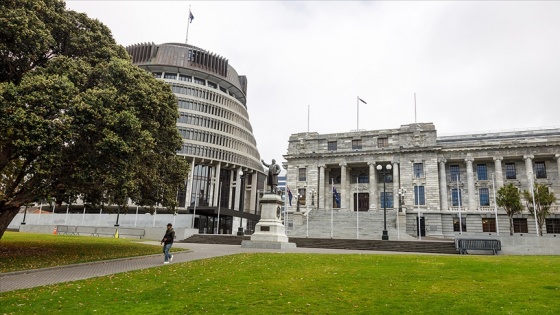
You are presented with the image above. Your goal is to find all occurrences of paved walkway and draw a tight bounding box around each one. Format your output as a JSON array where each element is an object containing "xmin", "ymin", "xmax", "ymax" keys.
[{"xmin": 0, "ymin": 242, "xmax": 426, "ymax": 293}]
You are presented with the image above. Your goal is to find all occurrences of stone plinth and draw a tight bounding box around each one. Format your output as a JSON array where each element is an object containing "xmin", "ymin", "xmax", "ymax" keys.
[{"xmin": 241, "ymin": 193, "xmax": 296, "ymax": 249}]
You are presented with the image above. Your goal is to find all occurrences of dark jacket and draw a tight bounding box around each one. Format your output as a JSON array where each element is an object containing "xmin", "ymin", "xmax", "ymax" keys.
[{"xmin": 161, "ymin": 228, "xmax": 175, "ymax": 245}]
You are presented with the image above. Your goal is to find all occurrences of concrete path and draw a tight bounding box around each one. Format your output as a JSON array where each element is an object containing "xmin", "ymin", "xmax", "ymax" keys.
[{"xmin": 0, "ymin": 242, "xmax": 428, "ymax": 293}]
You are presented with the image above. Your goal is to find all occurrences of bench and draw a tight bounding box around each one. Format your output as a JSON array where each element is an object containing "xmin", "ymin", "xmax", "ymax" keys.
[
  {"xmin": 92, "ymin": 227, "xmax": 145, "ymax": 239},
  {"xmin": 116, "ymin": 228, "xmax": 145, "ymax": 239},
  {"xmin": 93, "ymin": 227, "xmax": 118, "ymax": 237},
  {"xmin": 75, "ymin": 226, "xmax": 97, "ymax": 236},
  {"xmin": 56, "ymin": 225, "xmax": 78, "ymax": 235},
  {"xmin": 455, "ymin": 238, "xmax": 501, "ymax": 255}
]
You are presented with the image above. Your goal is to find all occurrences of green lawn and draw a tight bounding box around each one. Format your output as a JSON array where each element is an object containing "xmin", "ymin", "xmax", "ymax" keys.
[
  {"xmin": 0, "ymin": 232, "xmax": 179, "ymax": 273},
  {"xmin": 1, "ymin": 232, "xmax": 559, "ymax": 314}
]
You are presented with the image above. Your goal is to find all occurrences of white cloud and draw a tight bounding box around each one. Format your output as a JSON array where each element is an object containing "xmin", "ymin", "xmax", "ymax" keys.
[{"xmin": 65, "ymin": 0, "xmax": 560, "ymax": 169}]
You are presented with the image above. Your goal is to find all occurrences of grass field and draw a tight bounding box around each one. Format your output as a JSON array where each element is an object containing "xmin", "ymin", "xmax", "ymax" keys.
[
  {"xmin": 1, "ymin": 233, "xmax": 559, "ymax": 314},
  {"xmin": 0, "ymin": 232, "xmax": 179, "ymax": 273}
]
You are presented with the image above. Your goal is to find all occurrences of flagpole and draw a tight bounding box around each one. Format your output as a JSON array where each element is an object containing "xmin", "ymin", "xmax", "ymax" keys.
[
  {"xmin": 285, "ymin": 185, "xmax": 288, "ymax": 235},
  {"xmin": 414, "ymin": 93, "xmax": 417, "ymax": 125},
  {"xmin": 307, "ymin": 105, "xmax": 310, "ymax": 134},
  {"xmin": 331, "ymin": 179, "xmax": 334, "ymax": 239},
  {"xmin": 356, "ymin": 177, "xmax": 359, "ymax": 239},
  {"xmin": 185, "ymin": 6, "xmax": 193, "ymax": 44},
  {"xmin": 492, "ymin": 174, "xmax": 499, "ymax": 235},
  {"xmin": 416, "ymin": 176, "xmax": 421, "ymax": 241},
  {"xmin": 356, "ymin": 96, "xmax": 359, "ymax": 131},
  {"xmin": 457, "ymin": 175, "xmax": 462, "ymax": 234}
]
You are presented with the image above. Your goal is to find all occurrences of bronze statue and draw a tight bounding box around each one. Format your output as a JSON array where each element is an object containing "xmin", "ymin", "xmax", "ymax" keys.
[{"xmin": 262, "ymin": 159, "xmax": 281, "ymax": 193}]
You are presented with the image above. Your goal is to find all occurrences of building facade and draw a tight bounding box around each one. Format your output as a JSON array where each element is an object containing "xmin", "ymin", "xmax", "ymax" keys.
[
  {"xmin": 126, "ymin": 42, "xmax": 265, "ymax": 234},
  {"xmin": 284, "ymin": 123, "xmax": 560, "ymax": 238}
]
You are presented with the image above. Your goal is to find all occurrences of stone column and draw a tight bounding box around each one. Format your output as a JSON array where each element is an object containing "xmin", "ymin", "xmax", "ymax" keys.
[
  {"xmin": 524, "ymin": 154, "xmax": 535, "ymax": 192},
  {"xmin": 368, "ymin": 161, "xmax": 377, "ymax": 210},
  {"xmin": 465, "ymin": 155, "xmax": 476, "ymax": 211},
  {"xmin": 234, "ymin": 168, "xmax": 242, "ymax": 211},
  {"xmin": 325, "ymin": 168, "xmax": 332, "ymax": 211},
  {"xmin": 339, "ymin": 161, "xmax": 347, "ymax": 210},
  {"xmin": 392, "ymin": 161, "xmax": 400, "ymax": 210},
  {"xmin": 438, "ymin": 158, "xmax": 449, "ymax": 211},
  {"xmin": 228, "ymin": 169, "xmax": 235, "ymax": 209},
  {"xmin": 186, "ymin": 157, "xmax": 196, "ymax": 208},
  {"xmin": 493, "ymin": 157, "xmax": 504, "ymax": 189},
  {"xmin": 556, "ymin": 154, "xmax": 560, "ymax": 186},
  {"xmin": 319, "ymin": 165, "xmax": 326, "ymax": 210},
  {"xmin": 212, "ymin": 162, "xmax": 222, "ymax": 207},
  {"xmin": 249, "ymin": 172, "xmax": 257, "ymax": 214}
]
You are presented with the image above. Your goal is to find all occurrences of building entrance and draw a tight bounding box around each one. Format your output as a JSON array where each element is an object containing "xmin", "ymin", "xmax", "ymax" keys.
[
  {"xmin": 417, "ymin": 216, "xmax": 425, "ymax": 237},
  {"xmin": 353, "ymin": 193, "xmax": 369, "ymax": 212}
]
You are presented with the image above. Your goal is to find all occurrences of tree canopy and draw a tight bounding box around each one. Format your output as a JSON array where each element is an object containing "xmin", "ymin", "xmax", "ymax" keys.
[
  {"xmin": 0, "ymin": 0, "xmax": 189, "ymax": 238},
  {"xmin": 522, "ymin": 183, "xmax": 557, "ymax": 236},
  {"xmin": 496, "ymin": 183, "xmax": 523, "ymax": 236}
]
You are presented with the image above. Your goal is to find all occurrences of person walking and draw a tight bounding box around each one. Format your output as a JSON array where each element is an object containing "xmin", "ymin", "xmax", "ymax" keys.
[{"xmin": 160, "ymin": 223, "xmax": 175, "ymax": 264}]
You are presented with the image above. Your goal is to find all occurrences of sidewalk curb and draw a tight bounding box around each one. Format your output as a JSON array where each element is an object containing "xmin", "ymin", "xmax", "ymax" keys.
[{"xmin": 0, "ymin": 250, "xmax": 191, "ymax": 278}]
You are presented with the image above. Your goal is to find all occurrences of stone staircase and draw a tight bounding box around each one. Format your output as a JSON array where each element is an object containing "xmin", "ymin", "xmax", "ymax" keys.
[
  {"xmin": 181, "ymin": 234, "xmax": 458, "ymax": 255},
  {"xmin": 286, "ymin": 209, "xmax": 417, "ymax": 241}
]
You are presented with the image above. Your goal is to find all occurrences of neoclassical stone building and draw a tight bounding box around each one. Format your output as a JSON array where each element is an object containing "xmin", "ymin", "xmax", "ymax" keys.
[
  {"xmin": 284, "ymin": 123, "xmax": 560, "ymax": 238},
  {"xmin": 126, "ymin": 43, "xmax": 265, "ymax": 234}
]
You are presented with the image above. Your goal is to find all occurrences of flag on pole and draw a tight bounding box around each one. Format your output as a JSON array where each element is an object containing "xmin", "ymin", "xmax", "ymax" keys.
[
  {"xmin": 189, "ymin": 11, "xmax": 194, "ymax": 23},
  {"xmin": 287, "ymin": 186, "xmax": 293, "ymax": 206},
  {"xmin": 333, "ymin": 186, "xmax": 340, "ymax": 208},
  {"xmin": 358, "ymin": 97, "xmax": 367, "ymax": 104}
]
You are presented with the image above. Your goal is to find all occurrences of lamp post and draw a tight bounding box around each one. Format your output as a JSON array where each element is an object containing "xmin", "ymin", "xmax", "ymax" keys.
[
  {"xmin": 377, "ymin": 163, "xmax": 392, "ymax": 240},
  {"xmin": 237, "ymin": 170, "xmax": 245, "ymax": 236}
]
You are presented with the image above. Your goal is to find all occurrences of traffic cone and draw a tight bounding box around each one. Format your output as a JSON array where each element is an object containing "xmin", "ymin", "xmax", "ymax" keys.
[{"xmin": 53, "ymin": 226, "xmax": 58, "ymax": 235}]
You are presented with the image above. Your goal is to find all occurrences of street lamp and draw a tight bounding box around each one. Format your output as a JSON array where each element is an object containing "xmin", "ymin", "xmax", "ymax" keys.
[
  {"xmin": 398, "ymin": 188, "xmax": 407, "ymax": 212},
  {"xmin": 237, "ymin": 170, "xmax": 245, "ymax": 236},
  {"xmin": 377, "ymin": 164, "xmax": 392, "ymax": 240}
]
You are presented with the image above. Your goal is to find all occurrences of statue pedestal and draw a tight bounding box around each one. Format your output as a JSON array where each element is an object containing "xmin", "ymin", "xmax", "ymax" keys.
[{"xmin": 241, "ymin": 193, "xmax": 296, "ymax": 249}]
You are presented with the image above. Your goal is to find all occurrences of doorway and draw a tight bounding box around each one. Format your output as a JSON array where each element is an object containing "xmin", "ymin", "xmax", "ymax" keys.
[
  {"xmin": 353, "ymin": 193, "xmax": 369, "ymax": 212},
  {"xmin": 417, "ymin": 216, "xmax": 425, "ymax": 237}
]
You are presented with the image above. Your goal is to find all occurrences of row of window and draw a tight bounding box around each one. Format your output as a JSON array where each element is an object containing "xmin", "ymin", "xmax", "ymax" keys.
[
  {"xmin": 177, "ymin": 127, "xmax": 259, "ymax": 158},
  {"xmin": 453, "ymin": 218, "xmax": 560, "ymax": 234},
  {"xmin": 327, "ymin": 138, "xmax": 389, "ymax": 151},
  {"xmin": 177, "ymin": 112, "xmax": 255, "ymax": 144},
  {"xmin": 294, "ymin": 184, "xmax": 497, "ymax": 208},
  {"xmin": 326, "ymin": 189, "xmax": 425, "ymax": 208},
  {"xmin": 178, "ymin": 98, "xmax": 253, "ymax": 134},
  {"xmin": 450, "ymin": 188, "xmax": 491, "ymax": 207},
  {"xmin": 450, "ymin": 161, "xmax": 547, "ymax": 181},
  {"xmin": 178, "ymin": 143, "xmax": 261, "ymax": 171},
  {"xmin": 298, "ymin": 160, "xmax": 549, "ymax": 184},
  {"xmin": 170, "ymin": 84, "xmax": 247, "ymax": 118},
  {"xmin": 157, "ymin": 72, "xmax": 232, "ymax": 96}
]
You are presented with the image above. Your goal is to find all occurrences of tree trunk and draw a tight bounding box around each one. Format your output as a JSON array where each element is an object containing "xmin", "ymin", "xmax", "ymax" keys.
[
  {"xmin": 0, "ymin": 205, "xmax": 21, "ymax": 239},
  {"xmin": 509, "ymin": 216, "xmax": 514, "ymax": 236}
]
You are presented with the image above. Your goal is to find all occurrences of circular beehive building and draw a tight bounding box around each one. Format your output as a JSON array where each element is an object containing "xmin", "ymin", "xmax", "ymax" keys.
[{"xmin": 126, "ymin": 42, "xmax": 265, "ymax": 234}]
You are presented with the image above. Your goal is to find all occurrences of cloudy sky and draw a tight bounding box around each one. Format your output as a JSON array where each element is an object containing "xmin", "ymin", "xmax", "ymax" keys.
[{"xmin": 65, "ymin": 1, "xmax": 560, "ymax": 172}]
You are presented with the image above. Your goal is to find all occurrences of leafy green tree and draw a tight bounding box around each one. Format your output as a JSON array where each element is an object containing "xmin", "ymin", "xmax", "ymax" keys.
[
  {"xmin": 496, "ymin": 183, "xmax": 523, "ymax": 236},
  {"xmin": 0, "ymin": 0, "xmax": 189, "ymax": 238},
  {"xmin": 522, "ymin": 183, "xmax": 557, "ymax": 236}
]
